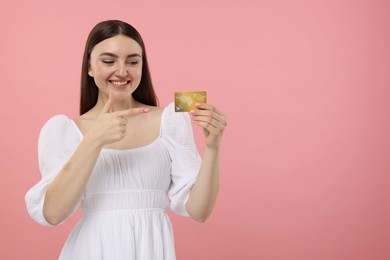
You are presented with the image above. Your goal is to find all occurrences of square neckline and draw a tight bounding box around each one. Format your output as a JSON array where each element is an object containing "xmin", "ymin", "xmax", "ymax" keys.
[{"xmin": 70, "ymin": 106, "xmax": 168, "ymax": 152}]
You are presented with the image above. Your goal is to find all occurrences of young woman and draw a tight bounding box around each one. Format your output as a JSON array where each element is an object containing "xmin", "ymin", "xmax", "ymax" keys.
[{"xmin": 25, "ymin": 20, "xmax": 227, "ymax": 259}]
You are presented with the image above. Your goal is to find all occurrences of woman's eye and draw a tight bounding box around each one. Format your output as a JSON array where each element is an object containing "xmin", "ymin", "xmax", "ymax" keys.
[
  {"xmin": 102, "ymin": 60, "xmax": 114, "ymax": 65},
  {"xmin": 128, "ymin": 61, "xmax": 139, "ymax": 65}
]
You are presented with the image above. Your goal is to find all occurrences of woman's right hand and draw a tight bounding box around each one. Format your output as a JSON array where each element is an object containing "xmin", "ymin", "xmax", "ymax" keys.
[{"xmin": 85, "ymin": 94, "xmax": 149, "ymax": 147}]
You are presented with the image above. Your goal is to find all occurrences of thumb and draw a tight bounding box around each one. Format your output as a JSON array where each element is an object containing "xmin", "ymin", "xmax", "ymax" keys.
[{"xmin": 100, "ymin": 93, "xmax": 115, "ymax": 114}]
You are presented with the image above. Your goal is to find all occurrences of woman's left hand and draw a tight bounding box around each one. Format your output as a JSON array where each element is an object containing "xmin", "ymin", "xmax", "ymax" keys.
[{"xmin": 190, "ymin": 103, "xmax": 227, "ymax": 150}]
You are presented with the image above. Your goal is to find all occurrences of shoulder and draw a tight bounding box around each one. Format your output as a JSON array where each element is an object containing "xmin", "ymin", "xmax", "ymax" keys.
[
  {"xmin": 146, "ymin": 105, "xmax": 165, "ymax": 119},
  {"xmin": 160, "ymin": 103, "xmax": 199, "ymax": 154},
  {"xmin": 161, "ymin": 102, "xmax": 193, "ymax": 140},
  {"xmin": 162, "ymin": 102, "xmax": 190, "ymax": 124},
  {"xmin": 133, "ymin": 104, "xmax": 164, "ymax": 127},
  {"xmin": 41, "ymin": 114, "xmax": 73, "ymax": 132},
  {"xmin": 39, "ymin": 114, "xmax": 79, "ymax": 145}
]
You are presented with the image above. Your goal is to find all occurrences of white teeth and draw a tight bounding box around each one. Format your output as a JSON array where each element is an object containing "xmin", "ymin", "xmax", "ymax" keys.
[{"xmin": 111, "ymin": 81, "xmax": 128, "ymax": 86}]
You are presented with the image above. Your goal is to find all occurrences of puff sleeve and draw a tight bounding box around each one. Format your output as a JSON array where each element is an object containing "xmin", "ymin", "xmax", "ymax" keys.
[
  {"xmin": 25, "ymin": 115, "xmax": 82, "ymax": 226},
  {"xmin": 161, "ymin": 103, "xmax": 202, "ymax": 217}
]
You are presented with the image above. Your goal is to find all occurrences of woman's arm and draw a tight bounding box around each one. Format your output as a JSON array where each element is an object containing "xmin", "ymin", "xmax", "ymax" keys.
[
  {"xmin": 185, "ymin": 103, "xmax": 227, "ymax": 223},
  {"xmin": 43, "ymin": 135, "xmax": 103, "ymax": 225}
]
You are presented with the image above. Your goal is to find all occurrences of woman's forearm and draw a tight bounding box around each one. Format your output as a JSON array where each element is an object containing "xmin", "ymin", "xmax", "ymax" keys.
[
  {"xmin": 186, "ymin": 147, "xmax": 220, "ymax": 223},
  {"xmin": 43, "ymin": 136, "xmax": 103, "ymax": 225}
]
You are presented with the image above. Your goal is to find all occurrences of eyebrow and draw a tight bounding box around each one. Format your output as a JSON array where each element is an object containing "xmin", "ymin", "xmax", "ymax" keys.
[{"xmin": 99, "ymin": 52, "xmax": 142, "ymax": 58}]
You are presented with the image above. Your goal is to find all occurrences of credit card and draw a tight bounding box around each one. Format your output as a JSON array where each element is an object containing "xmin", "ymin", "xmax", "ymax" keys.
[{"xmin": 174, "ymin": 91, "xmax": 207, "ymax": 112}]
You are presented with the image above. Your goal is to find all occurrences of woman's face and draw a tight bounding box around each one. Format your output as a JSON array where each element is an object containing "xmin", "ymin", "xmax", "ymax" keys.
[{"xmin": 88, "ymin": 35, "xmax": 143, "ymax": 101}]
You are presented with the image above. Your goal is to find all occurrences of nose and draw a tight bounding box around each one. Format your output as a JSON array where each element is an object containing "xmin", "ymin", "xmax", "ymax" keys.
[{"xmin": 116, "ymin": 63, "xmax": 128, "ymax": 78}]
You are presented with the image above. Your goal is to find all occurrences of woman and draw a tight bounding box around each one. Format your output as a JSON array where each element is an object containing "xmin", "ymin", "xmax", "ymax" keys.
[{"xmin": 25, "ymin": 20, "xmax": 227, "ymax": 259}]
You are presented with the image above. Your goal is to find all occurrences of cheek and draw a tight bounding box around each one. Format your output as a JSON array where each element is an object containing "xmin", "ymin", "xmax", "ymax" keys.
[
  {"xmin": 130, "ymin": 67, "xmax": 142, "ymax": 80},
  {"xmin": 95, "ymin": 65, "xmax": 110, "ymax": 78},
  {"xmin": 137, "ymin": 69, "xmax": 142, "ymax": 79},
  {"xmin": 91, "ymin": 65, "xmax": 112, "ymax": 88}
]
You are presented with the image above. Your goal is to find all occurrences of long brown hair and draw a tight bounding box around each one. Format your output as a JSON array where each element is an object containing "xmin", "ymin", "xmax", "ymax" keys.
[{"xmin": 80, "ymin": 20, "xmax": 158, "ymax": 115}]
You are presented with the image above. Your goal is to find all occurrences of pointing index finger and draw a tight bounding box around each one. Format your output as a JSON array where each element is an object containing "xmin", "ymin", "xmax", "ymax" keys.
[{"xmin": 115, "ymin": 107, "xmax": 150, "ymax": 117}]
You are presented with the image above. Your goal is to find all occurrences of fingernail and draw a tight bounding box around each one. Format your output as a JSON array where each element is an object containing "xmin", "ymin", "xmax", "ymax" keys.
[
  {"xmin": 190, "ymin": 110, "xmax": 195, "ymax": 114},
  {"xmin": 144, "ymin": 108, "xmax": 150, "ymax": 112},
  {"xmin": 196, "ymin": 103, "xmax": 201, "ymax": 106}
]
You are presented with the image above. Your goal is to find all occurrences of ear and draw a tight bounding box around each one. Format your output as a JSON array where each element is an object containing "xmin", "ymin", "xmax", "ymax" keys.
[{"xmin": 88, "ymin": 63, "xmax": 94, "ymax": 77}]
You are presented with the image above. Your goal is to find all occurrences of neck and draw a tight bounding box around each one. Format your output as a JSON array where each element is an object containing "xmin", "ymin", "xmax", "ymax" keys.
[{"xmin": 96, "ymin": 92, "xmax": 138, "ymax": 112}]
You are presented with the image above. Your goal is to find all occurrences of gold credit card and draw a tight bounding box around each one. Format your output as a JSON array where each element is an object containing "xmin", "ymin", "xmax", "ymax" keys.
[{"xmin": 174, "ymin": 91, "xmax": 207, "ymax": 112}]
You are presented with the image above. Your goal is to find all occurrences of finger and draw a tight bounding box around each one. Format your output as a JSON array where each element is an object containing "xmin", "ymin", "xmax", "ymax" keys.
[
  {"xmin": 195, "ymin": 103, "xmax": 225, "ymax": 117},
  {"xmin": 100, "ymin": 93, "xmax": 115, "ymax": 114},
  {"xmin": 119, "ymin": 118, "xmax": 128, "ymax": 126},
  {"xmin": 193, "ymin": 115, "xmax": 227, "ymax": 130},
  {"xmin": 113, "ymin": 117, "xmax": 128, "ymax": 127},
  {"xmin": 190, "ymin": 109, "xmax": 227, "ymax": 127},
  {"xmin": 115, "ymin": 107, "xmax": 150, "ymax": 117},
  {"xmin": 195, "ymin": 120, "xmax": 224, "ymax": 136}
]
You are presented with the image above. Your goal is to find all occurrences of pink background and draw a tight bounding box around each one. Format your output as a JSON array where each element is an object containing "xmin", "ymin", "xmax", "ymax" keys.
[{"xmin": 1, "ymin": 0, "xmax": 389, "ymax": 259}]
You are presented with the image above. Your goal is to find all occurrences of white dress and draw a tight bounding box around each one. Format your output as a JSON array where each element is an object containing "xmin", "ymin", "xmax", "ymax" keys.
[{"xmin": 25, "ymin": 103, "xmax": 201, "ymax": 260}]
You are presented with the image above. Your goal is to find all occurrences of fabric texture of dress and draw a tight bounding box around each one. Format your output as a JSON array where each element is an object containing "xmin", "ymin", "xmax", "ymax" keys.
[{"xmin": 25, "ymin": 102, "xmax": 201, "ymax": 259}]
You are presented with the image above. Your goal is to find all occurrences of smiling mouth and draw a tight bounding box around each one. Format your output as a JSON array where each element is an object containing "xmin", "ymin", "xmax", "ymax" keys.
[{"xmin": 110, "ymin": 80, "xmax": 130, "ymax": 86}]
